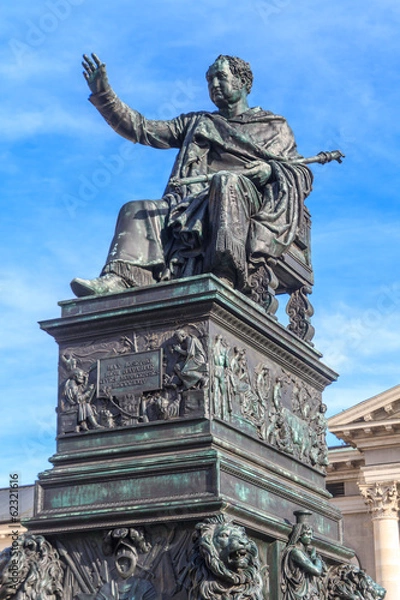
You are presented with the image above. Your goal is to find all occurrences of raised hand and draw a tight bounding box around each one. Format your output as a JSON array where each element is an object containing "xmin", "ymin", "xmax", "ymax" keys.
[{"xmin": 82, "ymin": 53, "xmax": 110, "ymax": 94}]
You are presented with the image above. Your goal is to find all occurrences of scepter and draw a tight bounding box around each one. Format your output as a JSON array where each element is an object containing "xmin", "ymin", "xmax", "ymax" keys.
[{"xmin": 169, "ymin": 149, "xmax": 344, "ymax": 188}]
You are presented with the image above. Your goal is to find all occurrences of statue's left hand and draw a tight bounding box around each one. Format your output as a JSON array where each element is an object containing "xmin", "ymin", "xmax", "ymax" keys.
[{"xmin": 244, "ymin": 161, "xmax": 272, "ymax": 187}]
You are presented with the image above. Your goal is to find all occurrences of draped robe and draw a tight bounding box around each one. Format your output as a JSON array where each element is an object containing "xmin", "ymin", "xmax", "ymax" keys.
[{"xmin": 90, "ymin": 89, "xmax": 313, "ymax": 289}]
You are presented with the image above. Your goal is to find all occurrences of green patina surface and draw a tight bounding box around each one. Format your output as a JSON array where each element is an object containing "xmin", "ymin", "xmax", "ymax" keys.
[
  {"xmin": 45, "ymin": 466, "xmax": 214, "ymax": 510},
  {"xmin": 56, "ymin": 418, "xmax": 209, "ymax": 453},
  {"xmin": 221, "ymin": 472, "xmax": 340, "ymax": 541}
]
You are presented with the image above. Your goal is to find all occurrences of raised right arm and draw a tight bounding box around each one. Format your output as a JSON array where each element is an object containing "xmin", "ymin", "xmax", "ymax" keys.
[{"xmin": 83, "ymin": 53, "xmax": 188, "ymax": 149}]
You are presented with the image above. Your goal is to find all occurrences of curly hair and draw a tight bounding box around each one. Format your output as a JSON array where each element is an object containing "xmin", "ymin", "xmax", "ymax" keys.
[
  {"xmin": 188, "ymin": 517, "xmax": 263, "ymax": 600},
  {"xmin": 0, "ymin": 534, "xmax": 64, "ymax": 600},
  {"xmin": 102, "ymin": 527, "xmax": 151, "ymax": 557},
  {"xmin": 327, "ymin": 564, "xmax": 386, "ymax": 600},
  {"xmin": 206, "ymin": 55, "xmax": 253, "ymax": 94}
]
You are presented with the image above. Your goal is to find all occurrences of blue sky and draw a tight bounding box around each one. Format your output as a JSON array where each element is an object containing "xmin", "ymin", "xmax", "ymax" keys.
[{"xmin": 1, "ymin": 0, "xmax": 400, "ymax": 486}]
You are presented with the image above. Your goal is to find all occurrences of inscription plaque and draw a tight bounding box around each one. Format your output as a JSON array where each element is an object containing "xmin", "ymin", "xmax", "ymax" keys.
[{"xmin": 97, "ymin": 350, "xmax": 163, "ymax": 398}]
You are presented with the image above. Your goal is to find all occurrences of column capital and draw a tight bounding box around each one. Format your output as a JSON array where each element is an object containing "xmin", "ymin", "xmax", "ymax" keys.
[{"xmin": 358, "ymin": 481, "xmax": 399, "ymax": 518}]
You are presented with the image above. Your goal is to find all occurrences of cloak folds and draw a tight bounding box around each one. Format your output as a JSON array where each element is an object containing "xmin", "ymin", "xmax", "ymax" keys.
[{"xmin": 91, "ymin": 90, "xmax": 313, "ymax": 288}]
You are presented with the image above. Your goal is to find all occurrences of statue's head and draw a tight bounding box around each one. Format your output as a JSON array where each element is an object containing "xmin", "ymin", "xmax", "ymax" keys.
[
  {"xmin": 189, "ymin": 516, "xmax": 263, "ymax": 600},
  {"xmin": 114, "ymin": 544, "xmax": 138, "ymax": 579},
  {"xmin": 102, "ymin": 527, "xmax": 151, "ymax": 580},
  {"xmin": 212, "ymin": 523, "xmax": 254, "ymax": 571},
  {"xmin": 327, "ymin": 564, "xmax": 386, "ymax": 600},
  {"xmin": 206, "ymin": 55, "xmax": 253, "ymax": 109},
  {"xmin": 174, "ymin": 329, "xmax": 186, "ymax": 344},
  {"xmin": 207, "ymin": 56, "xmax": 253, "ymax": 93},
  {"xmin": 71, "ymin": 368, "xmax": 86, "ymax": 384},
  {"xmin": 0, "ymin": 534, "xmax": 64, "ymax": 600},
  {"xmin": 299, "ymin": 525, "xmax": 313, "ymax": 547},
  {"xmin": 287, "ymin": 511, "xmax": 314, "ymax": 549}
]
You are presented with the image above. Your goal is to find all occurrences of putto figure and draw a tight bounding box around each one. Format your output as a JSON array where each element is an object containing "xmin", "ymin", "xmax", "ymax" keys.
[{"xmin": 71, "ymin": 53, "xmax": 319, "ymax": 299}]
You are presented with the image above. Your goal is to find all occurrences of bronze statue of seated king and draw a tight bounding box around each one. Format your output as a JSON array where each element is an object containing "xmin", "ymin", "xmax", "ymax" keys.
[{"xmin": 71, "ymin": 53, "xmax": 343, "ymax": 341}]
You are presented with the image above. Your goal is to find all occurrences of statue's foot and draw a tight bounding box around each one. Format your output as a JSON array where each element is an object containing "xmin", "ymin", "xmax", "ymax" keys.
[{"xmin": 70, "ymin": 273, "xmax": 129, "ymax": 297}]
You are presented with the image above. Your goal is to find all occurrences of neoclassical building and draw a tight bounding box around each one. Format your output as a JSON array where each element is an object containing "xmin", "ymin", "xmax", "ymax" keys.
[{"xmin": 327, "ymin": 383, "xmax": 400, "ymax": 599}]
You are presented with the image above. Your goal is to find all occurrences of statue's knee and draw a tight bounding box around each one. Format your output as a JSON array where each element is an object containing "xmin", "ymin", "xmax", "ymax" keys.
[
  {"xmin": 119, "ymin": 199, "xmax": 167, "ymax": 219},
  {"xmin": 118, "ymin": 201, "xmax": 138, "ymax": 218}
]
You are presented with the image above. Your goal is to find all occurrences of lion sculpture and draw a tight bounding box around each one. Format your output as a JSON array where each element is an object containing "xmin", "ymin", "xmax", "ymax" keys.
[
  {"xmin": 326, "ymin": 564, "xmax": 386, "ymax": 600},
  {"xmin": 188, "ymin": 516, "xmax": 263, "ymax": 600},
  {"xmin": 0, "ymin": 534, "xmax": 64, "ymax": 600}
]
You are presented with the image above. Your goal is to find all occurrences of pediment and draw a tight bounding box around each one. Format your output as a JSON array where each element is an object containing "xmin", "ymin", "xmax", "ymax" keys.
[{"xmin": 328, "ymin": 384, "xmax": 400, "ymax": 444}]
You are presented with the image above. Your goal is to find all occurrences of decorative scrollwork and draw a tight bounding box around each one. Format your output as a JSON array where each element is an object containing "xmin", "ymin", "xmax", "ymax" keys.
[
  {"xmin": 286, "ymin": 285, "xmax": 315, "ymax": 343},
  {"xmin": 248, "ymin": 259, "xmax": 279, "ymax": 315}
]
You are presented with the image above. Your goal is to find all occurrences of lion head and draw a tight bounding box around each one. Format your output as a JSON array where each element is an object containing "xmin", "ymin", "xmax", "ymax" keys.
[
  {"xmin": 0, "ymin": 534, "xmax": 64, "ymax": 600},
  {"xmin": 189, "ymin": 516, "xmax": 263, "ymax": 600},
  {"xmin": 327, "ymin": 563, "xmax": 386, "ymax": 600}
]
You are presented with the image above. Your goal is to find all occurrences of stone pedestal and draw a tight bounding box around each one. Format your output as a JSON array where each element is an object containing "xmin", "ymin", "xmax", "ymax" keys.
[{"xmin": 23, "ymin": 276, "xmax": 353, "ymax": 598}]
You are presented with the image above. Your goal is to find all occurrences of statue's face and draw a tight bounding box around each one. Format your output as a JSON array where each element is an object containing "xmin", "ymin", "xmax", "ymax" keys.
[
  {"xmin": 115, "ymin": 547, "xmax": 137, "ymax": 579},
  {"xmin": 207, "ymin": 59, "xmax": 245, "ymax": 109},
  {"xmin": 74, "ymin": 370, "xmax": 85, "ymax": 384},
  {"xmin": 212, "ymin": 524, "xmax": 252, "ymax": 571},
  {"xmin": 299, "ymin": 526, "xmax": 313, "ymax": 547},
  {"xmin": 175, "ymin": 330, "xmax": 186, "ymax": 344}
]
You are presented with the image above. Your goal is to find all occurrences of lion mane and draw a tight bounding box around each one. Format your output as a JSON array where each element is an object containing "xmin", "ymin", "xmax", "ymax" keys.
[
  {"xmin": 0, "ymin": 534, "xmax": 64, "ymax": 600},
  {"xmin": 188, "ymin": 516, "xmax": 263, "ymax": 600},
  {"xmin": 327, "ymin": 563, "xmax": 386, "ymax": 600}
]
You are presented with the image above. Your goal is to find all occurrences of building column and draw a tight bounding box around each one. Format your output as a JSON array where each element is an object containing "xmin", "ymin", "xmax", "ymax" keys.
[{"xmin": 359, "ymin": 481, "xmax": 400, "ymax": 599}]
